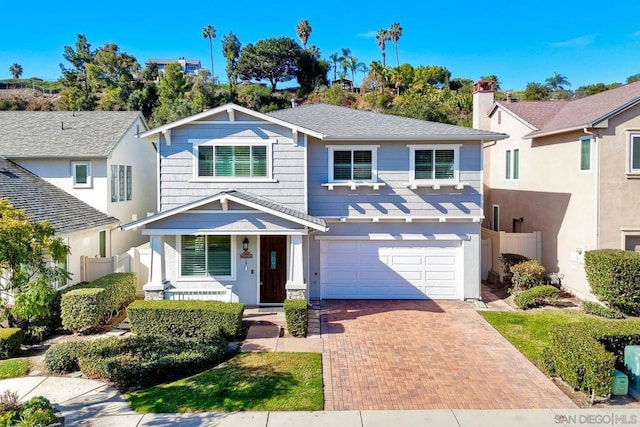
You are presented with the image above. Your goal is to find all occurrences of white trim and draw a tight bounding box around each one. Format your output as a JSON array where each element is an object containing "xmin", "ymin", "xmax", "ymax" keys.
[
  {"xmin": 320, "ymin": 215, "xmax": 482, "ymax": 223},
  {"xmin": 579, "ymin": 136, "xmax": 592, "ymax": 172},
  {"xmin": 143, "ymin": 229, "xmax": 307, "ymax": 236},
  {"xmin": 626, "ymin": 131, "xmax": 640, "ymax": 176},
  {"xmin": 192, "ymin": 139, "xmax": 275, "ymax": 181},
  {"xmin": 303, "ymin": 134, "xmax": 308, "ymax": 211},
  {"xmin": 621, "ymin": 228, "xmax": 640, "ymax": 251},
  {"xmin": 189, "ymin": 178, "xmax": 279, "ymax": 183},
  {"xmin": 71, "ymin": 161, "xmax": 92, "ymax": 188},
  {"xmin": 177, "ymin": 234, "xmax": 236, "ymax": 281},
  {"xmin": 322, "ymin": 182, "xmax": 386, "ymax": 191},
  {"xmin": 314, "ymin": 233, "xmax": 471, "ymax": 241},
  {"xmin": 325, "ymin": 145, "xmax": 379, "ymax": 184},
  {"xmin": 407, "ymin": 144, "xmax": 461, "ymax": 187}
]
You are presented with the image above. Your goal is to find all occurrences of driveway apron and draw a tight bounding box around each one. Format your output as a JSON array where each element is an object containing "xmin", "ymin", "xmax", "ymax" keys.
[{"xmin": 321, "ymin": 300, "xmax": 576, "ymax": 410}]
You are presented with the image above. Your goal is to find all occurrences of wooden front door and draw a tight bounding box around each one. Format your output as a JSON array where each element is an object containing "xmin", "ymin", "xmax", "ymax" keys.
[{"xmin": 260, "ymin": 235, "xmax": 287, "ymax": 303}]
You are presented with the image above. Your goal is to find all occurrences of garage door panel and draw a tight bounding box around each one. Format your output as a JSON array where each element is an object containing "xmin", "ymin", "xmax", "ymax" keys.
[{"xmin": 320, "ymin": 240, "xmax": 462, "ymax": 300}]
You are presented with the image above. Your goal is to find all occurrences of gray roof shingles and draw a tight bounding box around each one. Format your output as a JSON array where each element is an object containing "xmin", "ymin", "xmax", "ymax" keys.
[
  {"xmin": 0, "ymin": 111, "xmax": 141, "ymax": 158},
  {"xmin": 228, "ymin": 190, "xmax": 326, "ymax": 228},
  {"xmin": 0, "ymin": 157, "xmax": 119, "ymax": 234},
  {"xmin": 267, "ymin": 103, "xmax": 506, "ymax": 140}
]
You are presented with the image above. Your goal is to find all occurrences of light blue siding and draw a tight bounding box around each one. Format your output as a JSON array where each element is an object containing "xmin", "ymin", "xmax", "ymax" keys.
[{"xmin": 159, "ymin": 122, "xmax": 306, "ymax": 212}]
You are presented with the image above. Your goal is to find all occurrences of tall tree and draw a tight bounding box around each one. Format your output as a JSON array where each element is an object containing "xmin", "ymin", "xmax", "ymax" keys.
[
  {"xmin": 388, "ymin": 22, "xmax": 403, "ymax": 68},
  {"xmin": 222, "ymin": 32, "xmax": 242, "ymax": 89},
  {"xmin": 236, "ymin": 37, "xmax": 302, "ymax": 92},
  {"xmin": 346, "ymin": 57, "xmax": 365, "ymax": 89},
  {"xmin": 329, "ymin": 52, "xmax": 340, "ymax": 81},
  {"xmin": 9, "ymin": 63, "xmax": 23, "ymax": 79},
  {"xmin": 339, "ymin": 48, "xmax": 351, "ymax": 79},
  {"xmin": 545, "ymin": 72, "xmax": 571, "ymax": 91},
  {"xmin": 59, "ymin": 34, "xmax": 96, "ymax": 110},
  {"xmin": 523, "ymin": 82, "xmax": 551, "ymax": 101},
  {"xmin": 202, "ymin": 24, "xmax": 217, "ymax": 80},
  {"xmin": 376, "ymin": 29, "xmax": 388, "ymax": 68},
  {"xmin": 296, "ymin": 19, "xmax": 312, "ymax": 49}
]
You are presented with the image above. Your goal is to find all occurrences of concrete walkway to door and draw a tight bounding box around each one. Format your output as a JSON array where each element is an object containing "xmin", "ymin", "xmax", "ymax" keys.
[{"xmin": 321, "ymin": 300, "xmax": 576, "ymax": 410}]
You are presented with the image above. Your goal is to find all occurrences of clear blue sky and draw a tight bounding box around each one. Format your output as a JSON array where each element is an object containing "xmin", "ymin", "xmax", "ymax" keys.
[{"xmin": 3, "ymin": 0, "xmax": 640, "ymax": 91}]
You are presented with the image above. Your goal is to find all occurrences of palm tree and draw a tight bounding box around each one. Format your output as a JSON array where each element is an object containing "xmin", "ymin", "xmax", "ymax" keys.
[
  {"xmin": 347, "ymin": 57, "xmax": 366, "ymax": 90},
  {"xmin": 202, "ymin": 25, "xmax": 216, "ymax": 80},
  {"xmin": 296, "ymin": 19, "xmax": 312, "ymax": 49},
  {"xmin": 376, "ymin": 29, "xmax": 388, "ymax": 67},
  {"xmin": 388, "ymin": 22, "xmax": 403, "ymax": 68},
  {"xmin": 9, "ymin": 63, "xmax": 23, "ymax": 80},
  {"xmin": 339, "ymin": 48, "xmax": 351, "ymax": 79},
  {"xmin": 329, "ymin": 52, "xmax": 340, "ymax": 81},
  {"xmin": 545, "ymin": 72, "xmax": 571, "ymax": 91}
]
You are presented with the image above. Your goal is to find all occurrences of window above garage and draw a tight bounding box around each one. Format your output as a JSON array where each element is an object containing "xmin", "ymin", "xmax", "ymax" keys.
[{"xmin": 406, "ymin": 144, "xmax": 465, "ymax": 190}]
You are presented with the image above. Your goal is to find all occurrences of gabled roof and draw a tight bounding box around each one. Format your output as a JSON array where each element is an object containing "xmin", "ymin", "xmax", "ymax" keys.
[
  {"xmin": 496, "ymin": 81, "xmax": 640, "ymax": 138},
  {"xmin": 0, "ymin": 111, "xmax": 145, "ymax": 158},
  {"xmin": 267, "ymin": 103, "xmax": 507, "ymax": 141},
  {"xmin": 120, "ymin": 189, "xmax": 328, "ymax": 232},
  {"xmin": 0, "ymin": 157, "xmax": 119, "ymax": 234}
]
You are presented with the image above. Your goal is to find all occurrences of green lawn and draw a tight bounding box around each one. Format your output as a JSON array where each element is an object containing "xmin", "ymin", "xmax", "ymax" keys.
[
  {"xmin": 0, "ymin": 359, "xmax": 29, "ymax": 379},
  {"xmin": 126, "ymin": 352, "xmax": 323, "ymax": 413},
  {"xmin": 479, "ymin": 310, "xmax": 595, "ymax": 364}
]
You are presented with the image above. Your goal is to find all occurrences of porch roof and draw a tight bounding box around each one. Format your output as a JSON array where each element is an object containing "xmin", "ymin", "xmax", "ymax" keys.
[{"xmin": 119, "ymin": 189, "xmax": 328, "ymax": 233}]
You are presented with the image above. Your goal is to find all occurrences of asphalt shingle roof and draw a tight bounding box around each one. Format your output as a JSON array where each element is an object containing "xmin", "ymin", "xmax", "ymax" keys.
[
  {"xmin": 0, "ymin": 157, "xmax": 119, "ymax": 233},
  {"xmin": 267, "ymin": 103, "xmax": 506, "ymax": 140},
  {"xmin": 0, "ymin": 111, "xmax": 141, "ymax": 158},
  {"xmin": 499, "ymin": 81, "xmax": 640, "ymax": 136}
]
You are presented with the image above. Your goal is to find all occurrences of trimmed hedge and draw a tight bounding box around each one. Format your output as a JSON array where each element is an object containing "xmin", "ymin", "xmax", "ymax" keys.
[
  {"xmin": 513, "ymin": 285, "xmax": 560, "ymax": 309},
  {"xmin": 127, "ymin": 299, "xmax": 244, "ymax": 340},
  {"xmin": 0, "ymin": 329, "xmax": 22, "ymax": 360},
  {"xmin": 284, "ymin": 299, "xmax": 308, "ymax": 337},
  {"xmin": 582, "ymin": 301, "xmax": 625, "ymax": 319},
  {"xmin": 544, "ymin": 320, "xmax": 640, "ymax": 397},
  {"xmin": 584, "ymin": 249, "xmax": 640, "ymax": 315},
  {"xmin": 44, "ymin": 335, "xmax": 227, "ymax": 391},
  {"xmin": 61, "ymin": 273, "xmax": 136, "ymax": 333},
  {"xmin": 510, "ymin": 260, "xmax": 546, "ymax": 294}
]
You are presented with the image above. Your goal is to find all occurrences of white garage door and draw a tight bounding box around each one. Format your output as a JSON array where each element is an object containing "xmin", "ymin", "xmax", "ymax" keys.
[{"xmin": 320, "ymin": 240, "xmax": 462, "ymax": 299}]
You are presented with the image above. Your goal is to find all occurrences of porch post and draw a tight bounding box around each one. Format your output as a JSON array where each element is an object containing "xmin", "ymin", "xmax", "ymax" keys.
[
  {"xmin": 143, "ymin": 235, "xmax": 166, "ymax": 300},
  {"xmin": 285, "ymin": 235, "xmax": 307, "ymax": 300}
]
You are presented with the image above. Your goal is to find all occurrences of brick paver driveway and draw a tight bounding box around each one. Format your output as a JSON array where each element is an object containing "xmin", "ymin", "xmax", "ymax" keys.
[{"xmin": 321, "ymin": 300, "xmax": 576, "ymax": 410}]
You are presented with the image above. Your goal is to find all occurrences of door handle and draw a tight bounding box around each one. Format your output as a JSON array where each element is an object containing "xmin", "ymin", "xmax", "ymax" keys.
[{"xmin": 260, "ymin": 281, "xmax": 263, "ymax": 286}]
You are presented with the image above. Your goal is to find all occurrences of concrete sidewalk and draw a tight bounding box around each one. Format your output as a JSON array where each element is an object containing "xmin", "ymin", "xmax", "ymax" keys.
[{"xmin": 2, "ymin": 376, "xmax": 639, "ymax": 426}]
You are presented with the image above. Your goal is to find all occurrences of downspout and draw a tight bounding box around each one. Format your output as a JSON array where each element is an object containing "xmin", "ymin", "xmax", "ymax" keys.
[{"xmin": 584, "ymin": 128, "xmax": 598, "ymax": 249}]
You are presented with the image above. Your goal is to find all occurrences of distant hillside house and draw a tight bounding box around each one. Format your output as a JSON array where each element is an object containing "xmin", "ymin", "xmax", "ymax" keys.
[{"xmin": 146, "ymin": 57, "xmax": 202, "ymax": 76}]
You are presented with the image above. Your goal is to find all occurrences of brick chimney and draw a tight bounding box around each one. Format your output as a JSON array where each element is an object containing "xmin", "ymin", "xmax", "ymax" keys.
[{"xmin": 472, "ymin": 80, "xmax": 495, "ymax": 130}]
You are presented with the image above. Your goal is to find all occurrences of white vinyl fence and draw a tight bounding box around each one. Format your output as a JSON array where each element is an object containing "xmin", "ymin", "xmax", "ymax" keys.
[{"xmin": 481, "ymin": 228, "xmax": 541, "ymax": 280}]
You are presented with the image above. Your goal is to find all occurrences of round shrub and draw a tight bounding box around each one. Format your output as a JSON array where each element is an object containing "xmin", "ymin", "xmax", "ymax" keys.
[
  {"xmin": 44, "ymin": 341, "xmax": 86, "ymax": 373},
  {"xmin": 514, "ymin": 285, "xmax": 560, "ymax": 309},
  {"xmin": 510, "ymin": 260, "xmax": 546, "ymax": 294}
]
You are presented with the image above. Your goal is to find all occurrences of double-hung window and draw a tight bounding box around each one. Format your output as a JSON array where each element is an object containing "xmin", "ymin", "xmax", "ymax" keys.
[
  {"xmin": 408, "ymin": 145, "xmax": 460, "ymax": 186},
  {"xmin": 505, "ymin": 149, "xmax": 519, "ymax": 180},
  {"xmin": 629, "ymin": 133, "xmax": 640, "ymax": 175},
  {"xmin": 327, "ymin": 146, "xmax": 378, "ymax": 182},
  {"xmin": 72, "ymin": 161, "xmax": 91, "ymax": 188},
  {"xmin": 197, "ymin": 145, "xmax": 268, "ymax": 178},
  {"xmin": 580, "ymin": 137, "xmax": 591, "ymax": 171},
  {"xmin": 180, "ymin": 235, "xmax": 233, "ymax": 279}
]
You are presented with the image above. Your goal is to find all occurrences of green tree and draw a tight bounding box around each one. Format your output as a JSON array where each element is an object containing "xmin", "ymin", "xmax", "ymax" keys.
[
  {"xmin": 479, "ymin": 75, "xmax": 501, "ymax": 91},
  {"xmin": 413, "ymin": 65, "xmax": 451, "ymax": 91},
  {"xmin": 346, "ymin": 56, "xmax": 366, "ymax": 88},
  {"xmin": 388, "ymin": 22, "xmax": 403, "ymax": 68},
  {"xmin": 86, "ymin": 43, "xmax": 140, "ymax": 110},
  {"xmin": 523, "ymin": 82, "xmax": 551, "ymax": 100},
  {"xmin": 236, "ymin": 37, "xmax": 301, "ymax": 92},
  {"xmin": 545, "ymin": 72, "xmax": 570, "ymax": 91},
  {"xmin": 202, "ymin": 24, "xmax": 217, "ymax": 80},
  {"xmin": 329, "ymin": 52, "xmax": 340, "ymax": 81},
  {"xmin": 376, "ymin": 29, "xmax": 389, "ymax": 67},
  {"xmin": 627, "ymin": 73, "xmax": 640, "ymax": 84},
  {"xmin": 576, "ymin": 82, "xmax": 621, "ymax": 96},
  {"xmin": 296, "ymin": 49, "xmax": 329, "ymax": 94},
  {"xmin": 222, "ymin": 31, "xmax": 242, "ymax": 89},
  {"xmin": 296, "ymin": 19, "xmax": 312, "ymax": 49},
  {"xmin": 59, "ymin": 34, "xmax": 96, "ymax": 110},
  {"xmin": 158, "ymin": 62, "xmax": 190, "ymax": 103},
  {"xmin": 9, "ymin": 63, "xmax": 23, "ymax": 79},
  {"xmin": 339, "ymin": 47, "xmax": 351, "ymax": 79}
]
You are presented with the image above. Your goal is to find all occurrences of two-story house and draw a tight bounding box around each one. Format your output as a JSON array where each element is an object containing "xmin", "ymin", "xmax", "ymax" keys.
[
  {"xmin": 122, "ymin": 103, "xmax": 506, "ymax": 304},
  {"xmin": 474, "ymin": 80, "xmax": 640, "ymax": 300},
  {"xmin": 146, "ymin": 58, "xmax": 202, "ymax": 77},
  {"xmin": 0, "ymin": 111, "xmax": 157, "ymax": 283}
]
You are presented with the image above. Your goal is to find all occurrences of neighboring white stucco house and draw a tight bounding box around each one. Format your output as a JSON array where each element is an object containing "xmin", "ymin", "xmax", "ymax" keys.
[
  {"xmin": 0, "ymin": 111, "xmax": 157, "ymax": 259},
  {"xmin": 122, "ymin": 103, "xmax": 506, "ymax": 304}
]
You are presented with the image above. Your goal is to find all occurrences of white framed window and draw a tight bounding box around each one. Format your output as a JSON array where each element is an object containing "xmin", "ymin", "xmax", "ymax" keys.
[
  {"xmin": 408, "ymin": 145, "xmax": 459, "ymax": 186},
  {"xmin": 192, "ymin": 140, "xmax": 273, "ymax": 181},
  {"xmin": 580, "ymin": 137, "xmax": 591, "ymax": 171},
  {"xmin": 505, "ymin": 149, "xmax": 519, "ymax": 180},
  {"xmin": 111, "ymin": 164, "xmax": 133, "ymax": 202},
  {"xmin": 72, "ymin": 161, "xmax": 91, "ymax": 188},
  {"xmin": 179, "ymin": 235, "xmax": 235, "ymax": 280},
  {"xmin": 327, "ymin": 145, "xmax": 378, "ymax": 183},
  {"xmin": 628, "ymin": 133, "xmax": 640, "ymax": 175}
]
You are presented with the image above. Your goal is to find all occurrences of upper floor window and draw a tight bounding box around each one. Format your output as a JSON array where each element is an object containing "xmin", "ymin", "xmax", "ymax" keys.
[
  {"xmin": 629, "ymin": 133, "xmax": 640, "ymax": 175},
  {"xmin": 505, "ymin": 149, "xmax": 519, "ymax": 180},
  {"xmin": 197, "ymin": 145, "xmax": 269, "ymax": 178},
  {"xmin": 327, "ymin": 146, "xmax": 378, "ymax": 182},
  {"xmin": 72, "ymin": 161, "xmax": 91, "ymax": 188},
  {"xmin": 111, "ymin": 164, "xmax": 132, "ymax": 202},
  {"xmin": 408, "ymin": 145, "xmax": 460, "ymax": 185},
  {"xmin": 580, "ymin": 137, "xmax": 591, "ymax": 171}
]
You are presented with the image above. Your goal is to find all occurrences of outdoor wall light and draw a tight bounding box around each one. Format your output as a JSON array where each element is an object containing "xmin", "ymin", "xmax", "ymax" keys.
[{"xmin": 243, "ymin": 237, "xmax": 249, "ymax": 251}]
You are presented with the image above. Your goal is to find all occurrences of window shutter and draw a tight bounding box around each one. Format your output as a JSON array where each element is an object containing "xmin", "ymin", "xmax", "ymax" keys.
[
  {"xmin": 233, "ymin": 146, "xmax": 251, "ymax": 177},
  {"xmin": 215, "ymin": 146, "xmax": 233, "ymax": 177},
  {"xmin": 199, "ymin": 146, "xmax": 214, "ymax": 177},
  {"xmin": 252, "ymin": 146, "xmax": 267, "ymax": 177},
  {"xmin": 181, "ymin": 235, "xmax": 206, "ymax": 276},
  {"xmin": 353, "ymin": 150, "xmax": 372, "ymax": 180},
  {"xmin": 333, "ymin": 150, "xmax": 352, "ymax": 180},
  {"xmin": 435, "ymin": 149, "xmax": 455, "ymax": 179},
  {"xmin": 415, "ymin": 149, "xmax": 433, "ymax": 179},
  {"xmin": 111, "ymin": 165, "xmax": 118, "ymax": 202},
  {"xmin": 126, "ymin": 166, "xmax": 132, "ymax": 200},
  {"xmin": 207, "ymin": 235, "xmax": 231, "ymax": 276}
]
